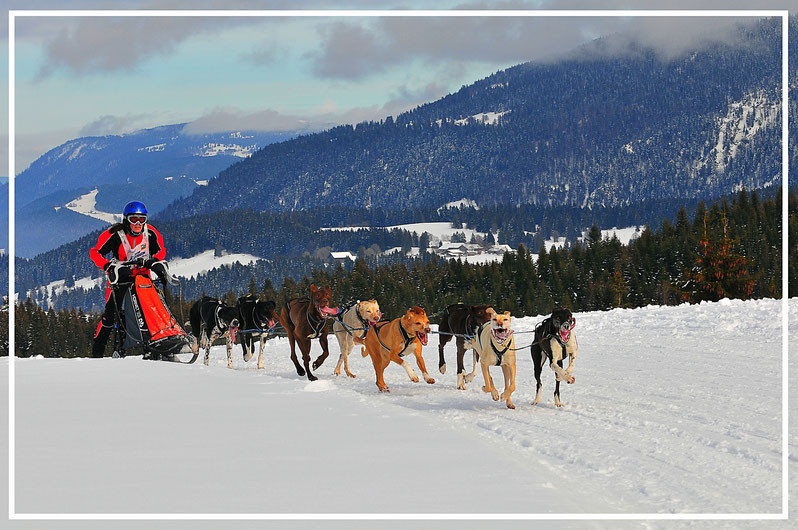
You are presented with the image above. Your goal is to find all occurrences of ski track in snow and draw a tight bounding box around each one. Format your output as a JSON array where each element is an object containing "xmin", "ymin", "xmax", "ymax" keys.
[{"xmin": 3, "ymin": 298, "xmax": 796, "ymax": 528}]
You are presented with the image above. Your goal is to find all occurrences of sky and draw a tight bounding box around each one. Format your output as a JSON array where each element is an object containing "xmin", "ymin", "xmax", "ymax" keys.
[{"xmin": 1, "ymin": 0, "xmax": 796, "ymax": 174}]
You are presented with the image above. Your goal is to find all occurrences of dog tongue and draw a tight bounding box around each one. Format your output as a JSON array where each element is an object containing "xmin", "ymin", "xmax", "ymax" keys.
[
  {"xmin": 229, "ymin": 327, "xmax": 236, "ymax": 343},
  {"xmin": 321, "ymin": 306, "xmax": 339, "ymax": 316}
]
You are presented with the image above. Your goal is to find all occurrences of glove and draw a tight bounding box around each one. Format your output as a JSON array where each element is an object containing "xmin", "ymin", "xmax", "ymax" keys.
[
  {"xmin": 143, "ymin": 257, "xmax": 157, "ymax": 269},
  {"xmin": 149, "ymin": 260, "xmax": 173, "ymax": 285},
  {"xmin": 104, "ymin": 262, "xmax": 130, "ymax": 285}
]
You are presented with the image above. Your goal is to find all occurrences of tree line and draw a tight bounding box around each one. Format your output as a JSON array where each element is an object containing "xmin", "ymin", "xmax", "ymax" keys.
[{"xmin": 5, "ymin": 187, "xmax": 792, "ymax": 358}]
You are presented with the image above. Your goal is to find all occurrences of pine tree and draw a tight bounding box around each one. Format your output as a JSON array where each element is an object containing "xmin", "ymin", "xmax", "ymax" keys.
[{"xmin": 685, "ymin": 209, "xmax": 757, "ymax": 302}]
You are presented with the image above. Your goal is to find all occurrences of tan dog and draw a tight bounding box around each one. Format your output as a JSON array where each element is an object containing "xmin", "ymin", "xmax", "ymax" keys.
[
  {"xmin": 473, "ymin": 309, "xmax": 517, "ymax": 409},
  {"xmin": 362, "ymin": 306, "xmax": 435, "ymax": 392},
  {"xmin": 332, "ymin": 299, "xmax": 381, "ymax": 377}
]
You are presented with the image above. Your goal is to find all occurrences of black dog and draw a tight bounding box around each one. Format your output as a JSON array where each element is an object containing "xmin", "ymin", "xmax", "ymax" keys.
[
  {"xmin": 437, "ymin": 303, "xmax": 493, "ymax": 389},
  {"xmin": 237, "ymin": 294, "xmax": 278, "ymax": 370},
  {"xmin": 531, "ymin": 308, "xmax": 578, "ymax": 407},
  {"xmin": 189, "ymin": 296, "xmax": 241, "ymax": 369}
]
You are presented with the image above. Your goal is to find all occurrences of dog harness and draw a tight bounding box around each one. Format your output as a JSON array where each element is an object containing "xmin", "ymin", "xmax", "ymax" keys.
[
  {"xmin": 285, "ymin": 298, "xmax": 326, "ymax": 339},
  {"xmin": 476, "ymin": 323, "xmax": 511, "ymax": 366},
  {"xmin": 337, "ymin": 303, "xmax": 370, "ymax": 340},
  {"xmin": 373, "ymin": 320, "xmax": 415, "ymax": 356}
]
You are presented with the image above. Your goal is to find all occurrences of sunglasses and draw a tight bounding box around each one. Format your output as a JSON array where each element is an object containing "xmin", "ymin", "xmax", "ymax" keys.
[{"xmin": 127, "ymin": 215, "xmax": 147, "ymax": 224}]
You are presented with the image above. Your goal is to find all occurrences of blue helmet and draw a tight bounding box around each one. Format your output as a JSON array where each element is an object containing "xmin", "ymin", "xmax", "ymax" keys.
[{"xmin": 123, "ymin": 201, "xmax": 147, "ymax": 217}]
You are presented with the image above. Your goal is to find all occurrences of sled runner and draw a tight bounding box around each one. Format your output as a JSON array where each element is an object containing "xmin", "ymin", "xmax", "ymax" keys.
[{"xmin": 112, "ymin": 268, "xmax": 197, "ymax": 363}]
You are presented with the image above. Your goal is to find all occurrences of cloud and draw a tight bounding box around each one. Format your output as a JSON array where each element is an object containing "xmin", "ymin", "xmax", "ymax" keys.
[
  {"xmin": 305, "ymin": 6, "xmax": 785, "ymax": 80},
  {"xmin": 183, "ymin": 82, "xmax": 449, "ymax": 135},
  {"xmin": 78, "ymin": 113, "xmax": 156, "ymax": 136},
  {"xmin": 34, "ymin": 17, "xmax": 229, "ymax": 77}
]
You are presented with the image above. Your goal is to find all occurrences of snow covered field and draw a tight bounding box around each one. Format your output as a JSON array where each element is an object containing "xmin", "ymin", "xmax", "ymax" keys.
[{"xmin": 2, "ymin": 298, "xmax": 796, "ymax": 528}]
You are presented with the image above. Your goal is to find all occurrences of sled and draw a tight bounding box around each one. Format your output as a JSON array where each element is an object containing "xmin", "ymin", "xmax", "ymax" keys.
[{"xmin": 117, "ymin": 273, "xmax": 197, "ymax": 363}]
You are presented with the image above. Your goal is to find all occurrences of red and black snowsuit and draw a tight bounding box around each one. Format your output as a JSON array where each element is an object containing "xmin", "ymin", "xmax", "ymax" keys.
[{"xmin": 90, "ymin": 223, "xmax": 166, "ymax": 357}]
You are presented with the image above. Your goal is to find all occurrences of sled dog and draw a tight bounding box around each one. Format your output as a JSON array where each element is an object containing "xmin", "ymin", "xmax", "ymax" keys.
[
  {"xmin": 531, "ymin": 308, "xmax": 578, "ymax": 407},
  {"xmin": 278, "ymin": 284, "xmax": 339, "ymax": 381},
  {"xmin": 473, "ymin": 309, "xmax": 517, "ymax": 409},
  {"xmin": 189, "ymin": 296, "xmax": 240, "ymax": 369},
  {"xmin": 332, "ymin": 299, "xmax": 381, "ymax": 378},
  {"xmin": 437, "ymin": 303, "xmax": 493, "ymax": 389},
  {"xmin": 237, "ymin": 295, "xmax": 278, "ymax": 370},
  {"xmin": 362, "ymin": 306, "xmax": 434, "ymax": 392}
]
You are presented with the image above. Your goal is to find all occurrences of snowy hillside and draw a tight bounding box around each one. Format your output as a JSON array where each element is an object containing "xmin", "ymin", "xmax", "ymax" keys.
[{"xmin": 4, "ymin": 297, "xmax": 794, "ymax": 522}]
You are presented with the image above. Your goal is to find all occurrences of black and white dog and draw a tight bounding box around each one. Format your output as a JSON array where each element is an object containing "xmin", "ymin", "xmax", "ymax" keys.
[
  {"xmin": 531, "ymin": 308, "xmax": 578, "ymax": 408},
  {"xmin": 236, "ymin": 295, "xmax": 278, "ymax": 370},
  {"xmin": 189, "ymin": 296, "xmax": 240, "ymax": 369}
]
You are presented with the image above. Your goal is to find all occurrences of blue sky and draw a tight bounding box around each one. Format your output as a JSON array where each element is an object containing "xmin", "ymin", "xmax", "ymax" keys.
[{"xmin": 0, "ymin": 1, "xmax": 787, "ymax": 173}]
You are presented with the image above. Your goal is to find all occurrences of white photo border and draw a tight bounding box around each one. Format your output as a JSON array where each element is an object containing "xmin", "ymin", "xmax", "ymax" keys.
[{"xmin": 7, "ymin": 8, "xmax": 790, "ymax": 521}]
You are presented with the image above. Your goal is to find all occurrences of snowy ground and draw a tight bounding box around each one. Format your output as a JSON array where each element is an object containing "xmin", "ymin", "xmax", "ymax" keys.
[{"xmin": 2, "ymin": 297, "xmax": 796, "ymax": 529}]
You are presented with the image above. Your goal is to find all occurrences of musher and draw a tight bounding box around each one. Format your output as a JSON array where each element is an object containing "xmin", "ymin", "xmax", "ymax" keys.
[{"xmin": 89, "ymin": 201, "xmax": 171, "ymax": 358}]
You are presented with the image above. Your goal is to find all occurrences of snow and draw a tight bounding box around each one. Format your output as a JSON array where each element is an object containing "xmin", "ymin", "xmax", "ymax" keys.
[
  {"xmin": 454, "ymin": 110, "xmax": 511, "ymax": 126},
  {"xmin": 24, "ymin": 250, "xmax": 262, "ymax": 305},
  {"xmin": 3, "ymin": 297, "xmax": 794, "ymax": 520},
  {"xmin": 437, "ymin": 198, "xmax": 479, "ymax": 212},
  {"xmin": 169, "ymin": 250, "xmax": 260, "ymax": 280},
  {"xmin": 137, "ymin": 143, "xmax": 165, "ymax": 153},
  {"xmin": 64, "ymin": 188, "xmax": 122, "ymax": 224},
  {"xmin": 197, "ymin": 142, "xmax": 255, "ymax": 158}
]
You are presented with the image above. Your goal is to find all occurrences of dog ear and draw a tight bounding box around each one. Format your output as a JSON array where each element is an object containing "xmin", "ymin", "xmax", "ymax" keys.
[
  {"xmin": 265, "ymin": 301, "xmax": 276, "ymax": 311},
  {"xmin": 503, "ymin": 311, "xmax": 511, "ymax": 317},
  {"xmin": 486, "ymin": 307, "xmax": 496, "ymax": 316}
]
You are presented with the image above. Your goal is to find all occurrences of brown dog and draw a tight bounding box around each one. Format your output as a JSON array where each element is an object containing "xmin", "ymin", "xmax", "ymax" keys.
[
  {"xmin": 362, "ymin": 306, "xmax": 435, "ymax": 392},
  {"xmin": 278, "ymin": 284, "xmax": 339, "ymax": 381},
  {"xmin": 473, "ymin": 309, "xmax": 517, "ymax": 409}
]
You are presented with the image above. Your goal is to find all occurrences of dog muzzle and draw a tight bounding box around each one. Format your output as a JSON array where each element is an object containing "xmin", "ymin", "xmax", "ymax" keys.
[
  {"xmin": 492, "ymin": 328, "xmax": 513, "ymax": 344},
  {"xmin": 559, "ymin": 317, "xmax": 576, "ymax": 343}
]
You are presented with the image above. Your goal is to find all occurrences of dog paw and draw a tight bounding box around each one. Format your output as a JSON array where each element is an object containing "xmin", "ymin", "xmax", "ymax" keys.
[
  {"xmin": 257, "ymin": 364, "xmax": 264, "ymax": 370},
  {"xmin": 333, "ymin": 368, "xmax": 341, "ymax": 376},
  {"xmin": 346, "ymin": 372, "xmax": 356, "ymax": 379},
  {"xmin": 425, "ymin": 377, "xmax": 435, "ymax": 385},
  {"xmin": 506, "ymin": 402, "xmax": 516, "ymax": 409},
  {"xmin": 457, "ymin": 383, "xmax": 466, "ymax": 390},
  {"xmin": 464, "ymin": 373, "xmax": 476, "ymax": 383},
  {"xmin": 491, "ymin": 391, "xmax": 500, "ymax": 401},
  {"xmin": 410, "ymin": 376, "xmax": 419, "ymax": 383},
  {"xmin": 567, "ymin": 376, "xmax": 575, "ymax": 384},
  {"xmin": 378, "ymin": 386, "xmax": 390, "ymax": 393},
  {"xmin": 297, "ymin": 367, "xmax": 306, "ymax": 377},
  {"xmin": 531, "ymin": 399, "xmax": 539, "ymax": 405},
  {"xmin": 243, "ymin": 351, "xmax": 253, "ymax": 362},
  {"xmin": 307, "ymin": 373, "xmax": 318, "ymax": 382},
  {"xmin": 439, "ymin": 364, "xmax": 446, "ymax": 375}
]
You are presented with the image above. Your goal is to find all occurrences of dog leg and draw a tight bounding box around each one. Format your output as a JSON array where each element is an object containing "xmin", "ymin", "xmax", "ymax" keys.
[
  {"xmin": 531, "ymin": 347, "xmax": 544, "ymax": 405},
  {"xmin": 464, "ymin": 350, "xmax": 479, "ymax": 383},
  {"xmin": 298, "ymin": 339, "xmax": 316, "ymax": 382},
  {"xmin": 549, "ymin": 341, "xmax": 574, "ymax": 384},
  {"xmin": 287, "ymin": 334, "xmax": 305, "ymax": 377},
  {"xmin": 257, "ymin": 335, "xmax": 266, "ymax": 370},
  {"xmin": 399, "ymin": 358, "xmax": 420, "ymax": 383},
  {"xmin": 226, "ymin": 335, "xmax": 234, "ymax": 369},
  {"xmin": 203, "ymin": 331, "xmax": 218, "ymax": 366},
  {"xmin": 480, "ymin": 362, "xmax": 499, "ymax": 401},
  {"xmin": 500, "ymin": 364, "xmax": 516, "ymax": 409},
  {"xmin": 243, "ymin": 337, "xmax": 253, "ymax": 363},
  {"xmin": 455, "ymin": 337, "xmax": 466, "ymax": 384},
  {"xmin": 370, "ymin": 351, "xmax": 390, "ymax": 392},
  {"xmin": 413, "ymin": 345, "xmax": 435, "ymax": 384},
  {"xmin": 312, "ymin": 331, "xmax": 330, "ymax": 371}
]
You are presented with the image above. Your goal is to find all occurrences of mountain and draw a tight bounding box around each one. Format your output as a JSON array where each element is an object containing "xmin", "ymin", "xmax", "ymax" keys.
[
  {"xmin": 7, "ymin": 124, "xmax": 308, "ymax": 257},
  {"xmin": 162, "ymin": 20, "xmax": 787, "ymax": 221}
]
